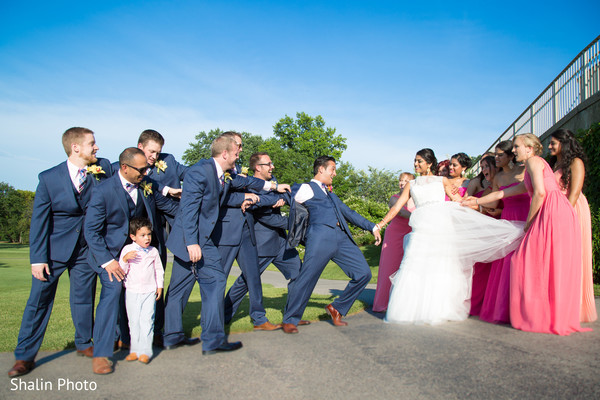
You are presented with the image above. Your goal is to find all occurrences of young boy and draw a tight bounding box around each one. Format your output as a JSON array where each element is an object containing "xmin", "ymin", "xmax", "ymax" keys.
[{"xmin": 119, "ymin": 217, "xmax": 164, "ymax": 364}]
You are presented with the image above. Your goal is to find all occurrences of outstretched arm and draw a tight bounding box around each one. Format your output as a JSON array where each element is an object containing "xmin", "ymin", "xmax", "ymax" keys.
[{"xmin": 377, "ymin": 182, "xmax": 411, "ymax": 229}]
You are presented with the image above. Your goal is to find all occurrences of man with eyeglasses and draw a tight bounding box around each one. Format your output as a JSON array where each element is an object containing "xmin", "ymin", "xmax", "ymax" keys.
[
  {"xmin": 84, "ymin": 147, "xmax": 179, "ymax": 374},
  {"xmin": 215, "ymin": 133, "xmax": 284, "ymax": 331},
  {"xmin": 224, "ymin": 152, "xmax": 304, "ymax": 328}
]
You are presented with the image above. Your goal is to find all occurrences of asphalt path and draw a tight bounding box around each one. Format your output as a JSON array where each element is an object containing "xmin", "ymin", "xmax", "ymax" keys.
[{"xmin": 2, "ymin": 272, "xmax": 598, "ymax": 400}]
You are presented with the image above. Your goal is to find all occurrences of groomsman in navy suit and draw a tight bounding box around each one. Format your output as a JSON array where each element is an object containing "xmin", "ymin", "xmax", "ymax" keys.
[
  {"xmin": 216, "ymin": 133, "xmax": 282, "ymax": 331},
  {"xmin": 84, "ymin": 147, "xmax": 178, "ymax": 374},
  {"xmin": 135, "ymin": 129, "xmax": 188, "ymax": 343},
  {"xmin": 224, "ymin": 152, "xmax": 304, "ymax": 328},
  {"xmin": 282, "ymin": 156, "xmax": 381, "ymax": 334},
  {"xmin": 164, "ymin": 135, "xmax": 290, "ymax": 354},
  {"xmin": 8, "ymin": 127, "xmax": 113, "ymax": 378}
]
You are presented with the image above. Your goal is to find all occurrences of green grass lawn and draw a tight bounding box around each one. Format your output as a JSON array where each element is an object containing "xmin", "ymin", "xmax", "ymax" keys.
[
  {"xmin": 266, "ymin": 244, "xmax": 381, "ymax": 283},
  {"xmin": 0, "ymin": 244, "xmax": 369, "ymax": 353}
]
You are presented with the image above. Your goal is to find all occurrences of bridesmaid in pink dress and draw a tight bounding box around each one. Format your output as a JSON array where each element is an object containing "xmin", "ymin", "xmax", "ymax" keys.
[
  {"xmin": 466, "ymin": 134, "xmax": 590, "ymax": 335},
  {"xmin": 446, "ymin": 153, "xmax": 471, "ymax": 198},
  {"xmin": 466, "ymin": 155, "xmax": 500, "ymax": 315},
  {"xmin": 479, "ymin": 141, "xmax": 528, "ymax": 323},
  {"xmin": 373, "ymin": 172, "xmax": 415, "ymax": 312},
  {"xmin": 549, "ymin": 129, "xmax": 597, "ymax": 322}
]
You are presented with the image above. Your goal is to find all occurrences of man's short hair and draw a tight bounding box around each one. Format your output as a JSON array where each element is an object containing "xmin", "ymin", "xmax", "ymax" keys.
[
  {"xmin": 137, "ymin": 129, "xmax": 165, "ymax": 147},
  {"xmin": 249, "ymin": 152, "xmax": 269, "ymax": 171},
  {"xmin": 313, "ymin": 156, "xmax": 336, "ymax": 176},
  {"xmin": 210, "ymin": 135, "xmax": 236, "ymax": 157},
  {"xmin": 129, "ymin": 216, "xmax": 153, "ymax": 235},
  {"xmin": 119, "ymin": 147, "xmax": 146, "ymax": 166},
  {"xmin": 62, "ymin": 127, "xmax": 94, "ymax": 156},
  {"xmin": 221, "ymin": 131, "xmax": 242, "ymax": 139}
]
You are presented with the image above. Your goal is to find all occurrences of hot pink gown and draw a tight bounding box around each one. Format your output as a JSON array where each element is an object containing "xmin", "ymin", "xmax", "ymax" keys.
[
  {"xmin": 510, "ymin": 157, "xmax": 591, "ymax": 335},
  {"xmin": 479, "ymin": 182, "xmax": 529, "ymax": 323},
  {"xmin": 469, "ymin": 189, "xmax": 500, "ymax": 316},
  {"xmin": 373, "ymin": 195, "xmax": 414, "ymax": 312},
  {"xmin": 554, "ymin": 169, "xmax": 597, "ymax": 322}
]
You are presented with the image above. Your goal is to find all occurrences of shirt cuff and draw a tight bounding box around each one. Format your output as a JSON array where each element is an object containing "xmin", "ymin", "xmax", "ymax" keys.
[
  {"xmin": 262, "ymin": 181, "xmax": 271, "ymax": 191},
  {"xmin": 101, "ymin": 260, "xmax": 116, "ymax": 269},
  {"xmin": 162, "ymin": 186, "xmax": 171, "ymax": 196}
]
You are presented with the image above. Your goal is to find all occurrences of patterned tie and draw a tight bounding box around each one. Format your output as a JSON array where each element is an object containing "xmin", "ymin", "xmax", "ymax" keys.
[
  {"xmin": 125, "ymin": 182, "xmax": 138, "ymax": 193},
  {"xmin": 219, "ymin": 174, "xmax": 225, "ymax": 188},
  {"xmin": 321, "ymin": 183, "xmax": 329, "ymax": 195},
  {"xmin": 77, "ymin": 168, "xmax": 87, "ymax": 193}
]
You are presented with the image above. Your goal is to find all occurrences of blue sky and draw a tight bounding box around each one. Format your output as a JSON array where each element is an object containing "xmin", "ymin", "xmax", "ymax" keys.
[{"xmin": 1, "ymin": 1, "xmax": 598, "ymax": 191}]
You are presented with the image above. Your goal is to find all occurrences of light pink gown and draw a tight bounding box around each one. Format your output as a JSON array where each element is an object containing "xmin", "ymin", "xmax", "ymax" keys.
[
  {"xmin": 554, "ymin": 169, "xmax": 597, "ymax": 322},
  {"xmin": 479, "ymin": 182, "xmax": 529, "ymax": 323},
  {"xmin": 510, "ymin": 157, "xmax": 591, "ymax": 335},
  {"xmin": 373, "ymin": 195, "xmax": 414, "ymax": 312}
]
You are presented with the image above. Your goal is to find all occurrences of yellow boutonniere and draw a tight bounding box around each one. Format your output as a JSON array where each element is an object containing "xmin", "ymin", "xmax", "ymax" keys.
[
  {"xmin": 140, "ymin": 181, "xmax": 153, "ymax": 197},
  {"xmin": 241, "ymin": 166, "xmax": 249, "ymax": 175},
  {"xmin": 224, "ymin": 172, "xmax": 232, "ymax": 183},
  {"xmin": 155, "ymin": 160, "xmax": 167, "ymax": 173},
  {"xmin": 86, "ymin": 165, "xmax": 106, "ymax": 181}
]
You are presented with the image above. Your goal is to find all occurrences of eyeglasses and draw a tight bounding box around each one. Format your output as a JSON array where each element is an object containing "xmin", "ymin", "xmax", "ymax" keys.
[
  {"xmin": 125, "ymin": 163, "xmax": 151, "ymax": 174},
  {"xmin": 257, "ymin": 162, "xmax": 274, "ymax": 167}
]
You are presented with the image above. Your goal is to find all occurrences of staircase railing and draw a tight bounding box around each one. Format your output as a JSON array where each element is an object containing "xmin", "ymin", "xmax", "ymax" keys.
[{"xmin": 471, "ymin": 35, "xmax": 600, "ymax": 174}]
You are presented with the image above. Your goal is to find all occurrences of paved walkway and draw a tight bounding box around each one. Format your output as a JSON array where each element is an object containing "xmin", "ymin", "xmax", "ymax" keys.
[{"xmin": 2, "ymin": 270, "xmax": 599, "ymax": 399}]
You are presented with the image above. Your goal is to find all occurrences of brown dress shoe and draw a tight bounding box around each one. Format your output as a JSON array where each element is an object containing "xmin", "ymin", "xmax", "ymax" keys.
[
  {"xmin": 76, "ymin": 346, "xmax": 94, "ymax": 358},
  {"xmin": 325, "ymin": 304, "xmax": 348, "ymax": 326},
  {"xmin": 282, "ymin": 323, "xmax": 299, "ymax": 334},
  {"xmin": 254, "ymin": 321, "xmax": 282, "ymax": 331},
  {"xmin": 8, "ymin": 360, "xmax": 35, "ymax": 377},
  {"xmin": 92, "ymin": 357, "xmax": 114, "ymax": 375},
  {"xmin": 298, "ymin": 320, "xmax": 311, "ymax": 326}
]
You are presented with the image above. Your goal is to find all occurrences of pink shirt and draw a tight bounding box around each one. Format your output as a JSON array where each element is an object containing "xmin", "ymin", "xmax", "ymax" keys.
[{"xmin": 119, "ymin": 243, "xmax": 164, "ymax": 293}]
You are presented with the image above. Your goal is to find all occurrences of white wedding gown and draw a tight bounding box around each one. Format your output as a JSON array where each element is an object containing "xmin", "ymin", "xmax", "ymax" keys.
[{"xmin": 385, "ymin": 176, "xmax": 525, "ymax": 325}]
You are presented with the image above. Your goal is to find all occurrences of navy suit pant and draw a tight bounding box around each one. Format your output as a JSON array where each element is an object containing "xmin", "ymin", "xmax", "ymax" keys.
[
  {"xmin": 163, "ymin": 243, "xmax": 226, "ymax": 352},
  {"xmin": 93, "ymin": 269, "xmax": 123, "ymax": 358},
  {"xmin": 283, "ymin": 225, "xmax": 371, "ymax": 325},
  {"xmin": 15, "ymin": 249, "xmax": 96, "ymax": 361},
  {"xmin": 224, "ymin": 245, "xmax": 301, "ymax": 324},
  {"xmin": 219, "ymin": 225, "xmax": 266, "ymax": 325}
]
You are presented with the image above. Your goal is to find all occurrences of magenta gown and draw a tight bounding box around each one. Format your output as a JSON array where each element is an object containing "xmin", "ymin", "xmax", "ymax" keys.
[
  {"xmin": 479, "ymin": 182, "xmax": 530, "ymax": 323},
  {"xmin": 510, "ymin": 157, "xmax": 591, "ymax": 335},
  {"xmin": 373, "ymin": 195, "xmax": 414, "ymax": 312},
  {"xmin": 469, "ymin": 190, "xmax": 500, "ymax": 316}
]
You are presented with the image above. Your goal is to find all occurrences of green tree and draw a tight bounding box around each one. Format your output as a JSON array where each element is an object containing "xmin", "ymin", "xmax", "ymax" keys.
[
  {"xmin": 334, "ymin": 163, "xmax": 401, "ymax": 204},
  {"xmin": 261, "ymin": 112, "xmax": 347, "ymax": 184},
  {"xmin": 0, "ymin": 182, "xmax": 35, "ymax": 243},
  {"xmin": 182, "ymin": 129, "xmax": 264, "ymax": 168}
]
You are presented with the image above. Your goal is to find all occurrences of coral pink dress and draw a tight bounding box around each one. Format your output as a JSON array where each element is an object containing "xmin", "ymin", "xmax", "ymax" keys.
[
  {"xmin": 373, "ymin": 195, "xmax": 414, "ymax": 312},
  {"xmin": 510, "ymin": 157, "xmax": 591, "ymax": 335},
  {"xmin": 554, "ymin": 169, "xmax": 597, "ymax": 322},
  {"xmin": 469, "ymin": 189, "xmax": 501, "ymax": 316},
  {"xmin": 479, "ymin": 182, "xmax": 529, "ymax": 323}
]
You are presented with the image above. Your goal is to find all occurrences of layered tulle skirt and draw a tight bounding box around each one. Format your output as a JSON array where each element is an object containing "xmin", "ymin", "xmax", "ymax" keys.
[{"xmin": 385, "ymin": 202, "xmax": 525, "ymax": 325}]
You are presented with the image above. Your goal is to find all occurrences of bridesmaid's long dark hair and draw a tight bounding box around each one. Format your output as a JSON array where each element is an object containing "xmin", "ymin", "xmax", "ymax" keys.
[
  {"xmin": 548, "ymin": 129, "xmax": 587, "ymax": 189},
  {"xmin": 416, "ymin": 148, "xmax": 438, "ymax": 175}
]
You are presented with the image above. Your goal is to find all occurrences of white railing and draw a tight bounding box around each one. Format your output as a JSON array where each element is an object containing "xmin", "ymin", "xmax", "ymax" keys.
[{"xmin": 471, "ymin": 35, "xmax": 600, "ymax": 174}]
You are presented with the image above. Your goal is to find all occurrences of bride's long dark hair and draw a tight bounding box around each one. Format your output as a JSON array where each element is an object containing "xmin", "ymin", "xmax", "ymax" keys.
[
  {"xmin": 416, "ymin": 148, "xmax": 438, "ymax": 175},
  {"xmin": 548, "ymin": 129, "xmax": 587, "ymax": 189}
]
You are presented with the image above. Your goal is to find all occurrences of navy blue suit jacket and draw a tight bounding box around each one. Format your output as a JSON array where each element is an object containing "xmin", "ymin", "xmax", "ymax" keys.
[
  {"xmin": 29, "ymin": 158, "xmax": 114, "ymax": 264},
  {"xmin": 111, "ymin": 153, "xmax": 187, "ymax": 192},
  {"xmin": 84, "ymin": 173, "xmax": 179, "ymax": 272},
  {"xmin": 251, "ymin": 191, "xmax": 290, "ymax": 257},
  {"xmin": 166, "ymin": 159, "xmax": 267, "ymax": 262}
]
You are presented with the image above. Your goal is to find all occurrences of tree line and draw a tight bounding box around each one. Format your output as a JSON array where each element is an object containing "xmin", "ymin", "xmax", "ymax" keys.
[{"xmin": 0, "ymin": 112, "xmax": 402, "ymax": 245}]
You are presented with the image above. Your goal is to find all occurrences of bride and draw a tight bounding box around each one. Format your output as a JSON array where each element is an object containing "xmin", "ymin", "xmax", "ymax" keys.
[{"xmin": 376, "ymin": 149, "xmax": 525, "ymax": 324}]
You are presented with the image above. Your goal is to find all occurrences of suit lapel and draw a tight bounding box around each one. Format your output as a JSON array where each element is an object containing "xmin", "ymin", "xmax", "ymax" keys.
[
  {"xmin": 59, "ymin": 161, "xmax": 82, "ymax": 210},
  {"xmin": 112, "ymin": 175, "xmax": 130, "ymax": 217},
  {"xmin": 139, "ymin": 180, "xmax": 153, "ymax": 225}
]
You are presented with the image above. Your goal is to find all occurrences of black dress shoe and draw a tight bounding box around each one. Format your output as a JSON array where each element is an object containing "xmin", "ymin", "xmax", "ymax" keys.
[
  {"xmin": 164, "ymin": 337, "xmax": 201, "ymax": 350},
  {"xmin": 202, "ymin": 341, "xmax": 243, "ymax": 355}
]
